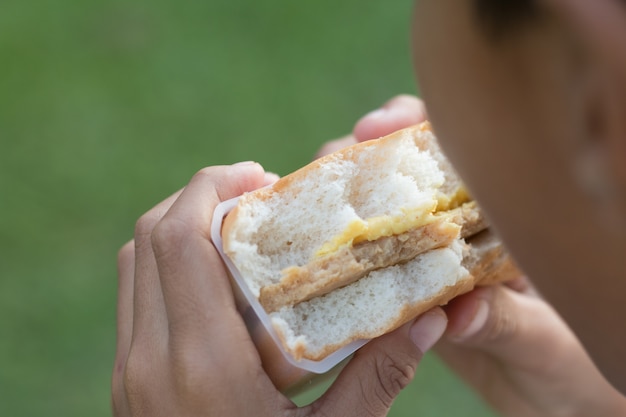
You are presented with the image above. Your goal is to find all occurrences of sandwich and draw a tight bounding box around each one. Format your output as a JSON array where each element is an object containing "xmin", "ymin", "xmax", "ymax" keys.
[{"xmin": 221, "ymin": 122, "xmax": 518, "ymax": 362}]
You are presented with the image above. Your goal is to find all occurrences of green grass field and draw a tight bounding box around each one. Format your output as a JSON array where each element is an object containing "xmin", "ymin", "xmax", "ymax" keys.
[{"xmin": 0, "ymin": 0, "xmax": 498, "ymax": 415}]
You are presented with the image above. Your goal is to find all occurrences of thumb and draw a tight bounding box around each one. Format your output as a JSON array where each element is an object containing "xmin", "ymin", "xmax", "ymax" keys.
[
  {"xmin": 442, "ymin": 285, "xmax": 566, "ymax": 364},
  {"xmin": 216, "ymin": 161, "xmax": 272, "ymax": 200},
  {"xmin": 310, "ymin": 308, "xmax": 447, "ymax": 417}
]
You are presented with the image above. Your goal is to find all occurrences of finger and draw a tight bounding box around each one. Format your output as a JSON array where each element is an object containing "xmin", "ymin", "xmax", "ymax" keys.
[
  {"xmin": 314, "ymin": 134, "xmax": 357, "ymax": 159},
  {"xmin": 438, "ymin": 285, "xmax": 626, "ymax": 415},
  {"xmin": 151, "ymin": 163, "xmax": 267, "ymax": 349},
  {"xmin": 442, "ymin": 286, "xmax": 571, "ymax": 366},
  {"xmin": 311, "ymin": 308, "xmax": 447, "ymax": 417},
  {"xmin": 434, "ymin": 286, "xmax": 554, "ymax": 411},
  {"xmin": 112, "ymin": 240, "xmax": 135, "ymax": 417},
  {"xmin": 131, "ymin": 190, "xmax": 184, "ymax": 347},
  {"xmin": 353, "ymin": 95, "xmax": 428, "ymax": 142}
]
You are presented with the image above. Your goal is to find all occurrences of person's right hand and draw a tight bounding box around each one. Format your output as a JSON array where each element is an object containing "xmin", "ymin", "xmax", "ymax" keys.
[
  {"xmin": 341, "ymin": 94, "xmax": 626, "ymax": 417},
  {"xmin": 438, "ymin": 278, "xmax": 626, "ymax": 417}
]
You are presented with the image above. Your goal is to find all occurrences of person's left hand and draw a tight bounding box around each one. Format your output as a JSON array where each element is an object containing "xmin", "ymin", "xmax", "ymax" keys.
[
  {"xmin": 324, "ymin": 94, "xmax": 626, "ymax": 417},
  {"xmin": 112, "ymin": 162, "xmax": 448, "ymax": 417}
]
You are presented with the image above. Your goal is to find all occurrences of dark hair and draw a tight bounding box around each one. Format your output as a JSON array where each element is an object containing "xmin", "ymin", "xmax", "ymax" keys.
[{"xmin": 475, "ymin": 0, "xmax": 538, "ymax": 39}]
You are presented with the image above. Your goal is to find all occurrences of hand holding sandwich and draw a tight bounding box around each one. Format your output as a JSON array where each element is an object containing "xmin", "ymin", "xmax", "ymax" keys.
[
  {"xmin": 348, "ymin": 96, "xmax": 626, "ymax": 416},
  {"xmin": 112, "ymin": 96, "xmax": 626, "ymax": 417},
  {"xmin": 112, "ymin": 162, "xmax": 448, "ymax": 417}
]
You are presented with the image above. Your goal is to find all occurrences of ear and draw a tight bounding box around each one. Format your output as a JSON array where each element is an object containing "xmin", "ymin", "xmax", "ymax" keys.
[{"xmin": 544, "ymin": 0, "xmax": 626, "ymax": 228}]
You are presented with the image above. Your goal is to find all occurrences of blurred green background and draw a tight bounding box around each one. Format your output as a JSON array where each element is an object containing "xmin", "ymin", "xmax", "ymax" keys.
[{"xmin": 0, "ymin": 0, "xmax": 498, "ymax": 415}]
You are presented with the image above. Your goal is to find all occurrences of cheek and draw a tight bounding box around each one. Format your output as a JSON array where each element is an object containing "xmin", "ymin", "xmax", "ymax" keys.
[
  {"xmin": 413, "ymin": 31, "xmax": 531, "ymax": 218},
  {"xmin": 413, "ymin": 5, "xmax": 597, "ymax": 271},
  {"xmin": 411, "ymin": 0, "xmax": 520, "ymax": 179},
  {"xmin": 418, "ymin": 47, "xmax": 575, "ymax": 256}
]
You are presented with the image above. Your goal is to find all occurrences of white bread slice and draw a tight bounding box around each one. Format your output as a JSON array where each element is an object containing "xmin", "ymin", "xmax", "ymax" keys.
[{"xmin": 270, "ymin": 240, "xmax": 472, "ymax": 360}]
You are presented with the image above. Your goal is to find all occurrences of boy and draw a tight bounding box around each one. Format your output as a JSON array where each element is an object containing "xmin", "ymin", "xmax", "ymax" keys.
[{"xmin": 112, "ymin": 1, "xmax": 626, "ymax": 415}]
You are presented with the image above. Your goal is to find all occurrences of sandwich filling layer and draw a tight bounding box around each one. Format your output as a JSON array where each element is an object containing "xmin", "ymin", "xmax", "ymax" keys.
[{"xmin": 259, "ymin": 201, "xmax": 486, "ymax": 312}]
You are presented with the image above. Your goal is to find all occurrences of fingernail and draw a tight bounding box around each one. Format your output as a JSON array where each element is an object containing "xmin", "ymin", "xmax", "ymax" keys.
[
  {"xmin": 410, "ymin": 310, "xmax": 447, "ymax": 353},
  {"xmin": 450, "ymin": 299, "xmax": 489, "ymax": 342},
  {"xmin": 233, "ymin": 160, "xmax": 257, "ymax": 166}
]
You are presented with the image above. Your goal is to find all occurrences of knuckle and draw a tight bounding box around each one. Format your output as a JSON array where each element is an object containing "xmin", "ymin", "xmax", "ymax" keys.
[
  {"xmin": 123, "ymin": 346, "xmax": 162, "ymax": 412},
  {"xmin": 192, "ymin": 166, "xmax": 236, "ymax": 203},
  {"xmin": 167, "ymin": 344, "xmax": 240, "ymax": 406},
  {"xmin": 150, "ymin": 216, "xmax": 191, "ymax": 261},
  {"xmin": 480, "ymin": 296, "xmax": 519, "ymax": 344},
  {"xmin": 122, "ymin": 361, "xmax": 145, "ymax": 405},
  {"xmin": 123, "ymin": 348, "xmax": 150, "ymax": 391},
  {"xmin": 170, "ymin": 352, "xmax": 211, "ymax": 396},
  {"xmin": 134, "ymin": 210, "xmax": 160, "ymax": 243},
  {"xmin": 372, "ymin": 351, "xmax": 418, "ymax": 408},
  {"xmin": 191, "ymin": 166, "xmax": 218, "ymax": 184},
  {"xmin": 488, "ymin": 311, "xmax": 518, "ymax": 343},
  {"xmin": 194, "ymin": 166, "xmax": 214, "ymax": 177}
]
